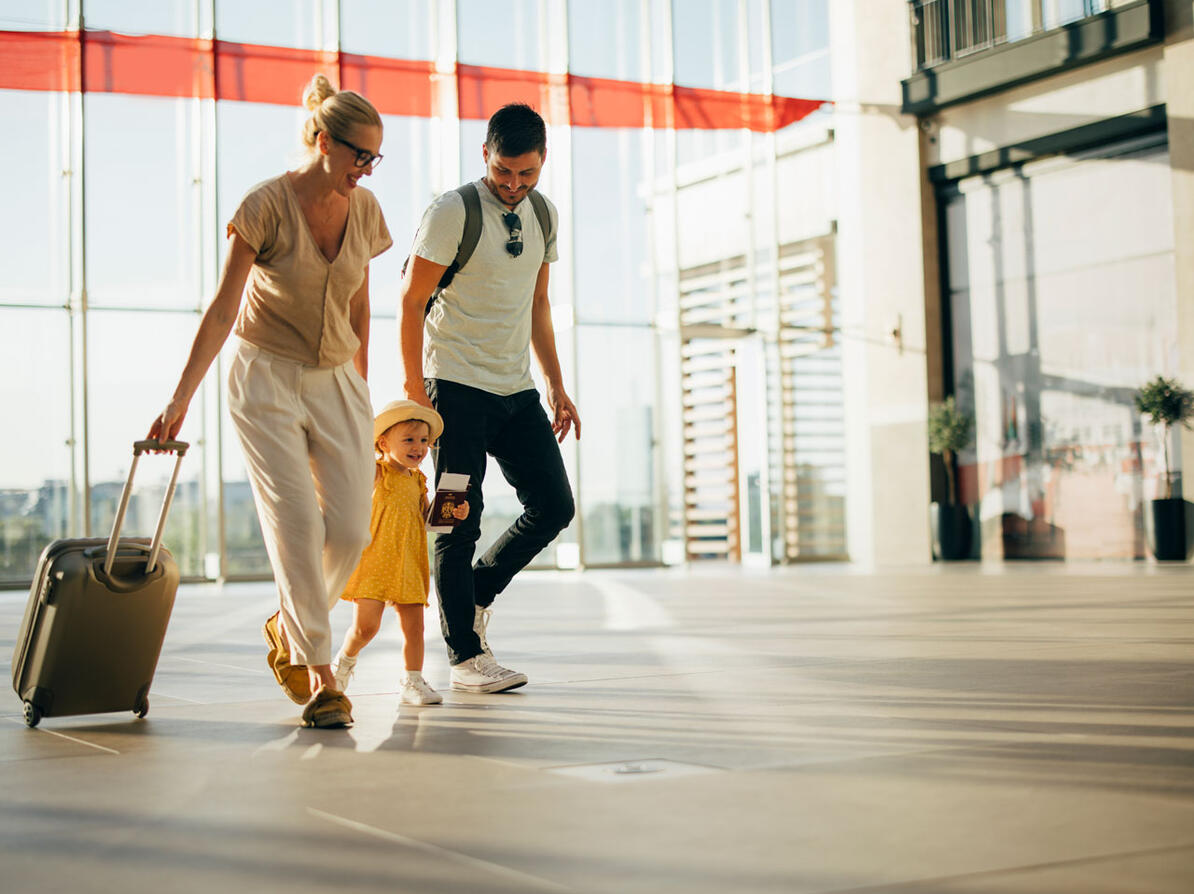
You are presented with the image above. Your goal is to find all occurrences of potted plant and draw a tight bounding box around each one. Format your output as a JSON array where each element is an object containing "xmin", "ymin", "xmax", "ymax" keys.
[
  {"xmin": 928, "ymin": 396, "xmax": 974, "ymax": 559},
  {"xmin": 1135, "ymin": 375, "xmax": 1194, "ymax": 561}
]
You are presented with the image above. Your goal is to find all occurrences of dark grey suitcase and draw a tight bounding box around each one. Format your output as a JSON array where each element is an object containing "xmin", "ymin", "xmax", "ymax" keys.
[{"xmin": 12, "ymin": 439, "xmax": 188, "ymax": 728}]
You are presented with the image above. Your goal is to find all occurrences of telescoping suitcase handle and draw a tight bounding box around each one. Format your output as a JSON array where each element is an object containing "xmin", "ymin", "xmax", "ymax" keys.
[{"xmin": 103, "ymin": 440, "xmax": 190, "ymax": 577}]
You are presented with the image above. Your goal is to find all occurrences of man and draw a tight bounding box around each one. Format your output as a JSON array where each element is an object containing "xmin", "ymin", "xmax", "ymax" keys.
[{"xmin": 400, "ymin": 103, "xmax": 580, "ymax": 693}]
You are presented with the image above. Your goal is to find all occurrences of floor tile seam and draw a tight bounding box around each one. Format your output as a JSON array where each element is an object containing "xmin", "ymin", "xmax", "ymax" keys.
[
  {"xmin": 305, "ymin": 807, "xmax": 576, "ymax": 893},
  {"xmin": 815, "ymin": 839, "xmax": 1194, "ymax": 894},
  {"xmin": 2, "ymin": 716, "xmax": 121, "ymax": 755},
  {"xmin": 741, "ymin": 743, "xmax": 985, "ymax": 772},
  {"xmin": 739, "ymin": 731, "xmax": 1194, "ymax": 772},
  {"xmin": 160, "ymin": 655, "xmax": 263, "ymax": 676}
]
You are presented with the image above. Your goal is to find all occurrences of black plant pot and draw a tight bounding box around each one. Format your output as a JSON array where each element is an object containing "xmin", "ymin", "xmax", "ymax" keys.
[
  {"xmin": 1149, "ymin": 498, "xmax": 1193, "ymax": 561},
  {"xmin": 935, "ymin": 503, "xmax": 973, "ymax": 560}
]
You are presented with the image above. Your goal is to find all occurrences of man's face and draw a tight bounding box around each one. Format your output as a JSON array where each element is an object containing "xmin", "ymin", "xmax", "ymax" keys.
[{"xmin": 482, "ymin": 145, "xmax": 545, "ymax": 208}]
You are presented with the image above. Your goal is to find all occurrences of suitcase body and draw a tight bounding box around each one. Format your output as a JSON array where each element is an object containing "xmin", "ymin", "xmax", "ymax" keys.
[{"xmin": 11, "ymin": 440, "xmax": 188, "ymax": 727}]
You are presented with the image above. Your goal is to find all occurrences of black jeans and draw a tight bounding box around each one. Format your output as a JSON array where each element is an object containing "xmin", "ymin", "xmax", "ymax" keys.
[{"xmin": 427, "ymin": 378, "xmax": 575, "ymax": 665}]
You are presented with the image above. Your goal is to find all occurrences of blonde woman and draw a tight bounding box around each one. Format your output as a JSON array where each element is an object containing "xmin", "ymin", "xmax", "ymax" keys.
[{"xmin": 149, "ymin": 74, "xmax": 392, "ymax": 728}]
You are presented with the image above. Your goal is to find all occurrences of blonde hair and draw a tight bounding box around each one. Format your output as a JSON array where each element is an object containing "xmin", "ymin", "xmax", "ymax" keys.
[{"xmin": 300, "ymin": 73, "xmax": 382, "ymax": 152}]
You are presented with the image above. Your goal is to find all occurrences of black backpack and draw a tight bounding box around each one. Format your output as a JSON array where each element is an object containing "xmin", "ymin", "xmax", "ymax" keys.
[{"xmin": 405, "ymin": 182, "xmax": 553, "ymax": 315}]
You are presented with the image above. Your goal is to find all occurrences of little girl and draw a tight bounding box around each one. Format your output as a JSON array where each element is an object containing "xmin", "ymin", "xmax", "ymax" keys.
[{"xmin": 332, "ymin": 399, "xmax": 468, "ymax": 705}]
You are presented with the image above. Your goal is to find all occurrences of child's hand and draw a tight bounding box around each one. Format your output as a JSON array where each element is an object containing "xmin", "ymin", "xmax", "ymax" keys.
[{"xmin": 452, "ymin": 500, "xmax": 470, "ymax": 520}]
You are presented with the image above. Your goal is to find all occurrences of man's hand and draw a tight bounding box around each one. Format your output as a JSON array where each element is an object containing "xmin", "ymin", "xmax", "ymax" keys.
[
  {"xmin": 404, "ymin": 381, "xmax": 434, "ymax": 409},
  {"xmin": 546, "ymin": 383, "xmax": 581, "ymax": 443}
]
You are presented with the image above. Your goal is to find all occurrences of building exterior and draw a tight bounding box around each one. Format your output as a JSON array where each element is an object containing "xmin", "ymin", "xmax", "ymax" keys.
[
  {"xmin": 0, "ymin": 0, "xmax": 842, "ymax": 585},
  {"xmin": 2, "ymin": 1, "xmax": 1186, "ymax": 586},
  {"xmin": 854, "ymin": 0, "xmax": 1193, "ymax": 562}
]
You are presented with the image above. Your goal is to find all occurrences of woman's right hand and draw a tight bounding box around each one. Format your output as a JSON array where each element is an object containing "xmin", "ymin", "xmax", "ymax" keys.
[{"xmin": 148, "ymin": 397, "xmax": 189, "ymax": 445}]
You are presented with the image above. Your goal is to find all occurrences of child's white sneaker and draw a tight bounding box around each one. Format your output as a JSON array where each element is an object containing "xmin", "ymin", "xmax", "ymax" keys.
[
  {"xmin": 331, "ymin": 652, "xmax": 357, "ymax": 693},
  {"xmin": 450, "ymin": 654, "xmax": 527, "ymax": 693},
  {"xmin": 474, "ymin": 605, "xmax": 493, "ymax": 656},
  {"xmin": 400, "ymin": 672, "xmax": 443, "ymax": 705}
]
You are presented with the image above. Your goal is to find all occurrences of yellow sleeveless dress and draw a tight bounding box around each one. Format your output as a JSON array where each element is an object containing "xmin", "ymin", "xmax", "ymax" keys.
[{"xmin": 340, "ymin": 462, "xmax": 429, "ymax": 605}]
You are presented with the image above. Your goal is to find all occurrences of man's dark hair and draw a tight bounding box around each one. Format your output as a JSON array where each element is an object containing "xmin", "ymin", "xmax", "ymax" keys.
[{"xmin": 486, "ymin": 103, "xmax": 547, "ymax": 158}]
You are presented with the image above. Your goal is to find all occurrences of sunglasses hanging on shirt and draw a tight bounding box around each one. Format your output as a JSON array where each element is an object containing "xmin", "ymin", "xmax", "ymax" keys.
[{"xmin": 502, "ymin": 212, "xmax": 523, "ymax": 257}]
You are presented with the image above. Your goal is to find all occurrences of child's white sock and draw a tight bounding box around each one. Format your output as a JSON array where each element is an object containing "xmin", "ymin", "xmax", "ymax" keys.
[
  {"xmin": 403, "ymin": 670, "xmax": 424, "ymax": 684},
  {"xmin": 336, "ymin": 651, "xmax": 357, "ymax": 668}
]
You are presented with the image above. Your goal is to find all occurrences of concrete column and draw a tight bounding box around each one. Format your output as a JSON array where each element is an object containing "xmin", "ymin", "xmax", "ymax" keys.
[
  {"xmin": 1164, "ymin": 2, "xmax": 1194, "ymax": 523},
  {"xmin": 830, "ymin": 0, "xmax": 933, "ymax": 565}
]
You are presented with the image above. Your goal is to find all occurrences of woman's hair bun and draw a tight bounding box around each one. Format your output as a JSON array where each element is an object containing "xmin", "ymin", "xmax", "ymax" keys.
[{"xmin": 302, "ymin": 73, "xmax": 336, "ymax": 111}]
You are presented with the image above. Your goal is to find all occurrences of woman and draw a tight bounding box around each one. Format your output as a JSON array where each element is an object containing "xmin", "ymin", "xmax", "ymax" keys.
[{"xmin": 148, "ymin": 74, "xmax": 391, "ymax": 728}]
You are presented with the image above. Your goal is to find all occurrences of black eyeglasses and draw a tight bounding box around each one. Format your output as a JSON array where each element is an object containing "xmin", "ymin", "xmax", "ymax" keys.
[
  {"xmin": 502, "ymin": 212, "xmax": 523, "ymax": 257},
  {"xmin": 330, "ymin": 134, "xmax": 383, "ymax": 169}
]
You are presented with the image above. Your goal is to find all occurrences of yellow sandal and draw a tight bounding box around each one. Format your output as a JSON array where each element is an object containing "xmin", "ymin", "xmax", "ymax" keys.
[
  {"xmin": 301, "ymin": 688, "xmax": 353, "ymax": 729},
  {"xmin": 262, "ymin": 612, "xmax": 311, "ymax": 705}
]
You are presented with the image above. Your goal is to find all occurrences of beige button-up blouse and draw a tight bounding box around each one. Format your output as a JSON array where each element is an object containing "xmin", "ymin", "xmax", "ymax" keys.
[{"xmin": 227, "ymin": 174, "xmax": 392, "ymax": 368}]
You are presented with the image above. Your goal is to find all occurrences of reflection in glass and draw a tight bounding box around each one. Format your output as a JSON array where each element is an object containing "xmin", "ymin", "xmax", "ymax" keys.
[
  {"xmin": 87, "ymin": 311, "xmax": 206, "ymax": 577},
  {"xmin": 367, "ymin": 115, "xmax": 435, "ymax": 313},
  {"xmin": 572, "ymin": 128, "xmax": 650, "ymax": 324},
  {"xmin": 457, "ymin": 0, "xmax": 540, "ymax": 69},
  {"xmin": 85, "ymin": 95, "xmax": 199, "ymax": 310},
  {"xmin": 0, "ymin": 309, "xmax": 72, "ymax": 583},
  {"xmin": 945, "ymin": 142, "xmax": 1175, "ymax": 560},
  {"xmin": 214, "ymin": 0, "xmax": 321, "ymax": 49},
  {"xmin": 83, "ymin": 0, "xmax": 193, "ymax": 36},
  {"xmin": 568, "ymin": 0, "xmax": 642, "ymax": 81},
  {"xmin": 577, "ymin": 326, "xmax": 660, "ymax": 564},
  {"xmin": 770, "ymin": 0, "xmax": 831, "ymax": 116},
  {"xmin": 1, "ymin": 90, "xmax": 67, "ymax": 306},
  {"xmin": 0, "ymin": 0, "xmax": 67, "ymax": 30},
  {"xmin": 459, "ymin": 119, "xmax": 488, "ymax": 187},
  {"xmin": 340, "ymin": 0, "xmax": 433, "ymax": 59}
]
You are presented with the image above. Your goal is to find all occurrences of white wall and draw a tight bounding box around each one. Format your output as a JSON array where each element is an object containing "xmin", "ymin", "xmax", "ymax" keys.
[
  {"xmin": 930, "ymin": 48, "xmax": 1166, "ymax": 167},
  {"xmin": 830, "ymin": 0, "xmax": 934, "ymax": 566}
]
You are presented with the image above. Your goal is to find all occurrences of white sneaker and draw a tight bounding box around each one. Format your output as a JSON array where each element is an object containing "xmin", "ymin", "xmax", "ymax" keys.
[
  {"xmin": 450, "ymin": 654, "xmax": 528, "ymax": 693},
  {"xmin": 400, "ymin": 672, "xmax": 443, "ymax": 705},
  {"xmin": 331, "ymin": 652, "xmax": 357, "ymax": 693},
  {"xmin": 474, "ymin": 605, "xmax": 493, "ymax": 656}
]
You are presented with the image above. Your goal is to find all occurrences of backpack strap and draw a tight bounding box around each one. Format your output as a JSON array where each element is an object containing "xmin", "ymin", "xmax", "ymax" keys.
[
  {"xmin": 526, "ymin": 188, "xmax": 553, "ymax": 260},
  {"xmin": 421, "ymin": 183, "xmax": 551, "ymax": 316},
  {"xmin": 421, "ymin": 183, "xmax": 482, "ymax": 315},
  {"xmin": 444, "ymin": 182, "xmax": 483, "ymax": 286}
]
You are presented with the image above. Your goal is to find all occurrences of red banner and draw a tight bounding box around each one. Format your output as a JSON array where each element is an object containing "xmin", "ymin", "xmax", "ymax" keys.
[{"xmin": 0, "ymin": 29, "xmax": 826, "ymax": 131}]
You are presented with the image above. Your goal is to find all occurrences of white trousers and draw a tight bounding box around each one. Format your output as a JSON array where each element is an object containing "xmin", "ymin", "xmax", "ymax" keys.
[{"xmin": 227, "ymin": 341, "xmax": 373, "ymax": 666}]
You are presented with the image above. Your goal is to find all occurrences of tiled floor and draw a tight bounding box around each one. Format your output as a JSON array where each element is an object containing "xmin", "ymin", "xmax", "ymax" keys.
[{"xmin": 3, "ymin": 563, "xmax": 1193, "ymax": 893}]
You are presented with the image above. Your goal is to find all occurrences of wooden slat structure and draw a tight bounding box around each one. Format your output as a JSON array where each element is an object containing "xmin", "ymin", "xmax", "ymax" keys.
[{"xmin": 675, "ymin": 236, "xmax": 846, "ymax": 563}]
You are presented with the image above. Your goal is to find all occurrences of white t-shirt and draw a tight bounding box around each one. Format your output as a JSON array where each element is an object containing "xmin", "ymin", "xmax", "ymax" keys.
[{"xmin": 411, "ymin": 179, "xmax": 559, "ymax": 396}]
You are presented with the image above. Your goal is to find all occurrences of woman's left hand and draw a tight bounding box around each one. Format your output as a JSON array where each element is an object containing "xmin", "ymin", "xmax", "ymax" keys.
[{"xmin": 452, "ymin": 500, "xmax": 470, "ymax": 520}]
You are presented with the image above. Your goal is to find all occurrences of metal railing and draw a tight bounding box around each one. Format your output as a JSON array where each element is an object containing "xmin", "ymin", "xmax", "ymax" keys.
[{"xmin": 911, "ymin": 0, "xmax": 1108, "ymax": 70}]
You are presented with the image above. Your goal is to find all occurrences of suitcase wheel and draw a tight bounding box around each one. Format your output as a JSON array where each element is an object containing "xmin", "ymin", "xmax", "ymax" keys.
[
  {"xmin": 134, "ymin": 697, "xmax": 149, "ymax": 719},
  {"xmin": 23, "ymin": 701, "xmax": 42, "ymax": 728}
]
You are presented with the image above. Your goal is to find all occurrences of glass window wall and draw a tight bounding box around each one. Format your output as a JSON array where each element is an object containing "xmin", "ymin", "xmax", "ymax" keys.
[
  {"xmin": 944, "ymin": 139, "xmax": 1175, "ymax": 560},
  {"xmin": 2, "ymin": 90, "xmax": 68, "ymax": 307},
  {"xmin": 457, "ymin": 0, "xmax": 542, "ymax": 69},
  {"xmin": 87, "ymin": 311, "xmax": 206, "ymax": 577},
  {"xmin": 0, "ymin": 0, "xmax": 829, "ymax": 584},
  {"xmin": 0, "ymin": 0, "xmax": 69, "ymax": 30},
  {"xmin": 85, "ymin": 94, "xmax": 200, "ymax": 310},
  {"xmin": 0, "ymin": 309, "xmax": 72, "ymax": 584},
  {"xmin": 214, "ymin": 0, "xmax": 322, "ymax": 50},
  {"xmin": 83, "ymin": 0, "xmax": 194, "ymax": 37},
  {"xmin": 340, "ymin": 0, "xmax": 432, "ymax": 60}
]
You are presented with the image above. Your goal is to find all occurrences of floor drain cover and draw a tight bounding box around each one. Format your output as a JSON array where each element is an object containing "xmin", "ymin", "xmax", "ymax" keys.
[{"xmin": 546, "ymin": 759, "xmax": 721, "ymax": 783}]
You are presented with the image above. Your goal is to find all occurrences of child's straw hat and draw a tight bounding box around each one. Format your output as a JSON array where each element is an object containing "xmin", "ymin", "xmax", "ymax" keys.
[{"xmin": 373, "ymin": 399, "xmax": 444, "ymax": 444}]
